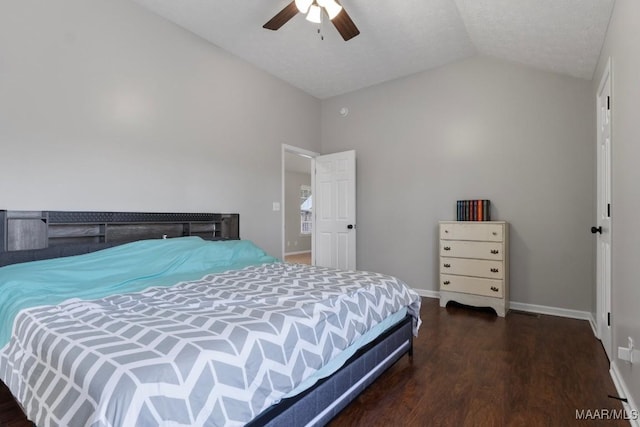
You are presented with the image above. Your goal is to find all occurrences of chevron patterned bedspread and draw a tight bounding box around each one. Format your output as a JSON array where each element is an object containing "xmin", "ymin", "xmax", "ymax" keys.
[{"xmin": 0, "ymin": 262, "xmax": 421, "ymax": 427}]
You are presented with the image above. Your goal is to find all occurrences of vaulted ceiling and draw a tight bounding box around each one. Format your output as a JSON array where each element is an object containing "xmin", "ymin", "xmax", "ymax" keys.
[{"xmin": 132, "ymin": 0, "xmax": 615, "ymax": 99}]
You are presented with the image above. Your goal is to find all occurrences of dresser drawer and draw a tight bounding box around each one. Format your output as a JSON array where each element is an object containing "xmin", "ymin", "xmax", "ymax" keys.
[
  {"xmin": 440, "ymin": 274, "xmax": 504, "ymax": 298},
  {"xmin": 440, "ymin": 240, "xmax": 503, "ymax": 260},
  {"xmin": 440, "ymin": 257, "xmax": 504, "ymax": 279},
  {"xmin": 440, "ymin": 223, "xmax": 504, "ymax": 242}
]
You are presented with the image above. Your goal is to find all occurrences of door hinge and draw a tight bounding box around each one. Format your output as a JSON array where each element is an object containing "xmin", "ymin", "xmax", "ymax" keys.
[
  {"xmin": 608, "ymin": 312, "xmax": 611, "ymax": 327},
  {"xmin": 607, "ymin": 96, "xmax": 610, "ymax": 110},
  {"xmin": 607, "ymin": 203, "xmax": 611, "ymax": 218}
]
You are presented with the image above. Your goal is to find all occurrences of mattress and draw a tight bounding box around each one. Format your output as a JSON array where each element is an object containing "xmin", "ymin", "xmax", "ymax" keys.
[{"xmin": 0, "ymin": 237, "xmax": 421, "ymax": 426}]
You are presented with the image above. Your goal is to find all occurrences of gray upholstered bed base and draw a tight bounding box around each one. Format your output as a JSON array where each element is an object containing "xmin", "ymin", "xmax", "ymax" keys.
[{"xmin": 249, "ymin": 315, "xmax": 414, "ymax": 427}]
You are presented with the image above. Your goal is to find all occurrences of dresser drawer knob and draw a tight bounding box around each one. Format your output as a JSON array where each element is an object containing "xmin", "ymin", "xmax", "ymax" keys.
[
  {"xmin": 490, "ymin": 249, "xmax": 499, "ymax": 254},
  {"xmin": 443, "ymin": 263, "xmax": 451, "ymax": 268},
  {"xmin": 492, "ymin": 232, "xmax": 497, "ymax": 235},
  {"xmin": 443, "ymin": 280, "xmax": 450, "ymax": 285},
  {"xmin": 443, "ymin": 246, "xmax": 451, "ymax": 251},
  {"xmin": 490, "ymin": 268, "xmax": 499, "ymax": 273},
  {"xmin": 490, "ymin": 286, "xmax": 499, "ymax": 292}
]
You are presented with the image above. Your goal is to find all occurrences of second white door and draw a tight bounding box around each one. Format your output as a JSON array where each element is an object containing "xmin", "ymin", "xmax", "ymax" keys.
[
  {"xmin": 314, "ymin": 150, "xmax": 356, "ymax": 270},
  {"xmin": 595, "ymin": 58, "xmax": 612, "ymax": 360}
]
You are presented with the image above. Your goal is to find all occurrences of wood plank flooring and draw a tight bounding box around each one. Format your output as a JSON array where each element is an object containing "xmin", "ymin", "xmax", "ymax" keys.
[
  {"xmin": 0, "ymin": 382, "xmax": 29, "ymax": 427},
  {"xmin": 284, "ymin": 252, "xmax": 312, "ymax": 265},
  {"xmin": 0, "ymin": 298, "xmax": 625, "ymax": 427},
  {"xmin": 330, "ymin": 298, "xmax": 626, "ymax": 427}
]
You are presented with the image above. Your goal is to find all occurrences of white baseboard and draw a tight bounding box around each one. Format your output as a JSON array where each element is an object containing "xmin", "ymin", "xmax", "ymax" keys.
[
  {"xmin": 509, "ymin": 301, "xmax": 592, "ymax": 322},
  {"xmin": 610, "ymin": 361, "xmax": 640, "ymax": 427},
  {"xmin": 413, "ymin": 288, "xmax": 440, "ymax": 299},
  {"xmin": 588, "ymin": 312, "xmax": 598, "ymax": 338},
  {"xmin": 413, "ymin": 290, "xmax": 595, "ymax": 324},
  {"xmin": 284, "ymin": 250, "xmax": 311, "ymax": 256}
]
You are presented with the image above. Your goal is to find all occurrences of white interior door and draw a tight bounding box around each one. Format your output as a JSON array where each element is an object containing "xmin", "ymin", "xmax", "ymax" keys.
[
  {"xmin": 595, "ymin": 58, "xmax": 612, "ymax": 360},
  {"xmin": 314, "ymin": 150, "xmax": 356, "ymax": 270}
]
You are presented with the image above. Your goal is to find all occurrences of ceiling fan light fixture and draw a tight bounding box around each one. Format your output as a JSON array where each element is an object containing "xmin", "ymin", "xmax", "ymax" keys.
[
  {"xmin": 294, "ymin": 0, "xmax": 313, "ymax": 14},
  {"xmin": 306, "ymin": 4, "xmax": 322, "ymax": 23},
  {"xmin": 319, "ymin": 0, "xmax": 342, "ymax": 20},
  {"xmin": 263, "ymin": 0, "xmax": 359, "ymax": 42}
]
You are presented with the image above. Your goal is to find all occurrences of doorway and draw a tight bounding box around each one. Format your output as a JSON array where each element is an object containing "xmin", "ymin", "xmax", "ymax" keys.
[
  {"xmin": 281, "ymin": 145, "xmax": 358, "ymax": 270},
  {"xmin": 282, "ymin": 145, "xmax": 317, "ymax": 264}
]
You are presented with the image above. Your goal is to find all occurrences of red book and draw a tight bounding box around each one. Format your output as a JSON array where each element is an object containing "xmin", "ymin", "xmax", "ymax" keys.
[{"xmin": 478, "ymin": 199, "xmax": 483, "ymax": 221}]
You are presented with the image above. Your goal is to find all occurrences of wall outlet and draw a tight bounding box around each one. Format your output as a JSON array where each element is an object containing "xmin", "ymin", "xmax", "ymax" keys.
[
  {"xmin": 619, "ymin": 337, "xmax": 636, "ymax": 363},
  {"xmin": 619, "ymin": 346, "xmax": 631, "ymax": 362}
]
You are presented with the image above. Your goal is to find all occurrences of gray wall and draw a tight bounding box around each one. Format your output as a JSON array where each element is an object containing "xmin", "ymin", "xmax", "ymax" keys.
[
  {"xmin": 593, "ymin": 0, "xmax": 640, "ymax": 409},
  {"xmin": 321, "ymin": 56, "xmax": 594, "ymax": 312},
  {"xmin": 285, "ymin": 171, "xmax": 312, "ymax": 253},
  {"xmin": 0, "ymin": 0, "xmax": 321, "ymax": 257}
]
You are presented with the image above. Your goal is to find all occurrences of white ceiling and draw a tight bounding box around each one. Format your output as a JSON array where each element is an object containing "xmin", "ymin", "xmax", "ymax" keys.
[{"xmin": 132, "ymin": 0, "xmax": 614, "ymax": 99}]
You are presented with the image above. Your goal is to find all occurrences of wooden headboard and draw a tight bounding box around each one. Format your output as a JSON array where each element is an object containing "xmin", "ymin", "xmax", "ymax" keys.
[{"xmin": 0, "ymin": 210, "xmax": 239, "ymax": 267}]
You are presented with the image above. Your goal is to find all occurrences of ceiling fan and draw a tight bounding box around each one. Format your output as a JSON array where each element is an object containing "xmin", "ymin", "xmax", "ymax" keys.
[{"xmin": 263, "ymin": 0, "xmax": 360, "ymax": 41}]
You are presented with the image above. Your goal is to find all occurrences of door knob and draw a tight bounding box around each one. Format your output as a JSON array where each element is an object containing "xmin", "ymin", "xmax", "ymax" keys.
[
  {"xmin": 591, "ymin": 226, "xmax": 602, "ymax": 234},
  {"xmin": 347, "ymin": 224, "xmax": 355, "ymax": 230}
]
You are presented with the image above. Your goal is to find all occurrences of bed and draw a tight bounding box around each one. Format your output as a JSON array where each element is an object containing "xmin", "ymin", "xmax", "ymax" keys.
[{"xmin": 0, "ymin": 210, "xmax": 421, "ymax": 427}]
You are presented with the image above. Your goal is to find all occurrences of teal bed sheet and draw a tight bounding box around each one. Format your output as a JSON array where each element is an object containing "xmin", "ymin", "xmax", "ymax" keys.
[{"xmin": 0, "ymin": 237, "xmax": 278, "ymax": 348}]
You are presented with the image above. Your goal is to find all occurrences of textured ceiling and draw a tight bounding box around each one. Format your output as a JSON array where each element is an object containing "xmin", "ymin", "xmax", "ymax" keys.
[{"xmin": 132, "ymin": 0, "xmax": 614, "ymax": 99}]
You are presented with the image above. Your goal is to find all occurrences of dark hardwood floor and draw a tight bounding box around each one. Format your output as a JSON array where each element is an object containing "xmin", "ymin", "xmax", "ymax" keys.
[
  {"xmin": 330, "ymin": 298, "xmax": 626, "ymax": 427},
  {"xmin": 0, "ymin": 298, "xmax": 625, "ymax": 427},
  {"xmin": 0, "ymin": 382, "xmax": 29, "ymax": 427}
]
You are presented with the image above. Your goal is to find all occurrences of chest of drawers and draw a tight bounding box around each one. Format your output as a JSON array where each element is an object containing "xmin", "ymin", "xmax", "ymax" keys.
[{"xmin": 439, "ymin": 221, "xmax": 509, "ymax": 317}]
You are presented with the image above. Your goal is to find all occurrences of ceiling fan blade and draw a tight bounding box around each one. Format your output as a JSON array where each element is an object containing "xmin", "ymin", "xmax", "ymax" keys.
[
  {"xmin": 331, "ymin": 8, "xmax": 360, "ymax": 41},
  {"xmin": 263, "ymin": 1, "xmax": 299, "ymax": 31}
]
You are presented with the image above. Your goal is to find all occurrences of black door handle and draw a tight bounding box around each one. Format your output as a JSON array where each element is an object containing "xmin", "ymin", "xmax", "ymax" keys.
[
  {"xmin": 591, "ymin": 226, "xmax": 602, "ymax": 234},
  {"xmin": 347, "ymin": 224, "xmax": 354, "ymax": 230}
]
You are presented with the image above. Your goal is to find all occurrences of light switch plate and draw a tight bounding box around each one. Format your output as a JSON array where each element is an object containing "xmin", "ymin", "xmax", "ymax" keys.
[{"xmin": 272, "ymin": 202, "xmax": 281, "ymax": 212}]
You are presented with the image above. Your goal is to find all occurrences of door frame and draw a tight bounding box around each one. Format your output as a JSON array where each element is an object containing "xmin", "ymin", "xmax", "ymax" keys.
[
  {"xmin": 595, "ymin": 57, "xmax": 612, "ymax": 359},
  {"xmin": 281, "ymin": 144, "xmax": 319, "ymax": 262}
]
